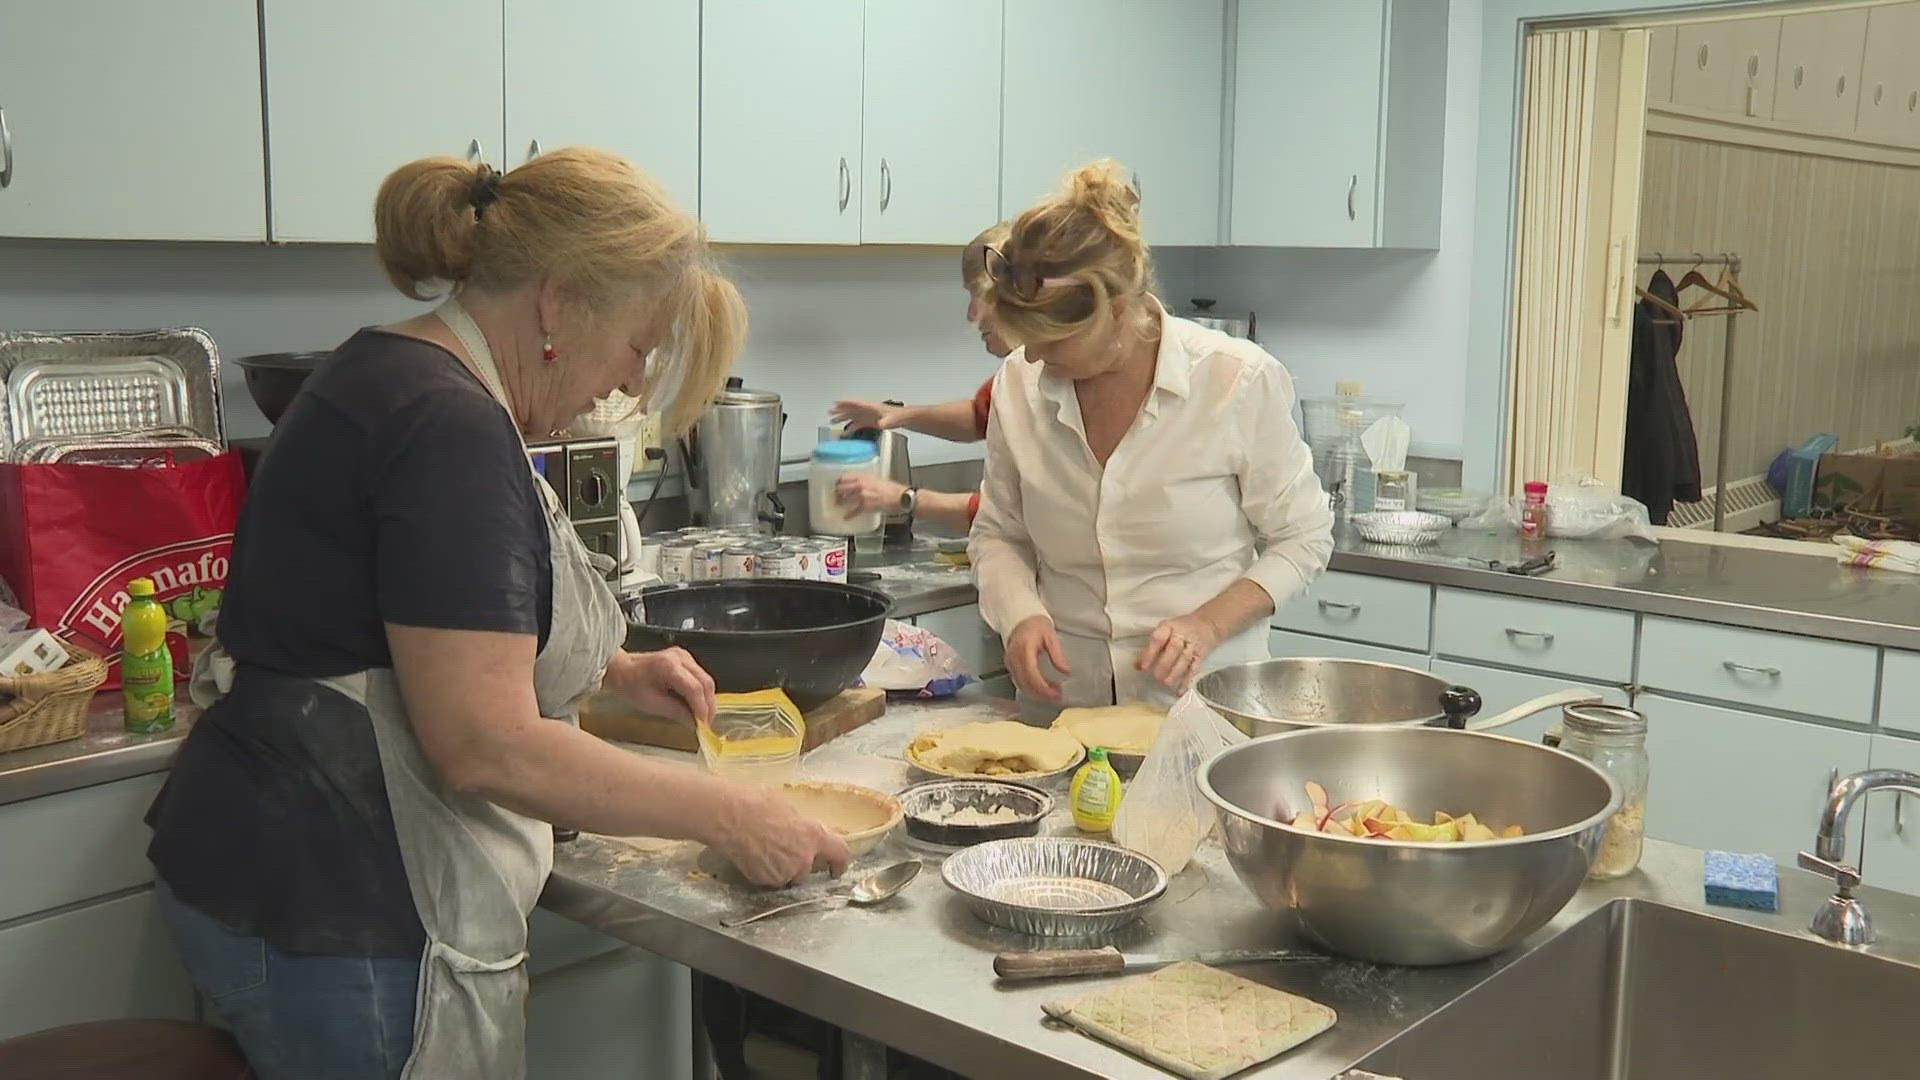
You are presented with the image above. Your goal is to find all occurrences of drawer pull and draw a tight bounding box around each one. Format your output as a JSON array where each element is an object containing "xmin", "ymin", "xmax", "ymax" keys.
[
  {"xmin": 1317, "ymin": 600, "xmax": 1361, "ymax": 617},
  {"xmin": 1504, "ymin": 628, "xmax": 1556, "ymax": 646},
  {"xmin": 1723, "ymin": 661, "xmax": 1782, "ymax": 679}
]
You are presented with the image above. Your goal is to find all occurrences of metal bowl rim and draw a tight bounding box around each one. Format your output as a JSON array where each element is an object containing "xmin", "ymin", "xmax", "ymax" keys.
[
  {"xmin": 627, "ymin": 580, "xmax": 895, "ymax": 637},
  {"xmin": 1197, "ymin": 726, "xmax": 1623, "ymax": 850},
  {"xmin": 895, "ymin": 778, "xmax": 1054, "ymax": 825},
  {"xmin": 1194, "ymin": 656, "xmax": 1449, "ymax": 729},
  {"xmin": 938, "ymin": 836, "xmax": 1170, "ymax": 914}
]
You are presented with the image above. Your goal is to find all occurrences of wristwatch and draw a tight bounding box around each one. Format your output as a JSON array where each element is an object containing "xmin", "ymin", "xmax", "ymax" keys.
[{"xmin": 899, "ymin": 486, "xmax": 919, "ymax": 514}]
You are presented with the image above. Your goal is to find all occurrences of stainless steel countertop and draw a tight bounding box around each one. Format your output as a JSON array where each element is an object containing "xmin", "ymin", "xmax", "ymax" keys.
[
  {"xmin": 1329, "ymin": 525, "xmax": 1920, "ymax": 650},
  {"xmin": 0, "ymin": 692, "xmax": 194, "ymax": 806},
  {"xmin": 541, "ymin": 698, "xmax": 1920, "ymax": 1079},
  {"xmin": 855, "ymin": 539, "xmax": 978, "ymax": 619}
]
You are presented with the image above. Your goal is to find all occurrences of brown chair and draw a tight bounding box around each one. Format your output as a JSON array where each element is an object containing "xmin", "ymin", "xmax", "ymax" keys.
[{"xmin": 0, "ymin": 1019, "xmax": 252, "ymax": 1079}]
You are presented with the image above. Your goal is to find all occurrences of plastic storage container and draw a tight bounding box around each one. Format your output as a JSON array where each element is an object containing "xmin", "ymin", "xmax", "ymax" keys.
[
  {"xmin": 698, "ymin": 690, "xmax": 805, "ymax": 785},
  {"xmin": 1298, "ymin": 395, "xmax": 1405, "ymax": 512},
  {"xmin": 809, "ymin": 440, "xmax": 883, "ymax": 537}
]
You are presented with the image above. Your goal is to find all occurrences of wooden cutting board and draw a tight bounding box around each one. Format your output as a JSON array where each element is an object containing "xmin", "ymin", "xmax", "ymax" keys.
[{"xmin": 579, "ymin": 686, "xmax": 887, "ymax": 754}]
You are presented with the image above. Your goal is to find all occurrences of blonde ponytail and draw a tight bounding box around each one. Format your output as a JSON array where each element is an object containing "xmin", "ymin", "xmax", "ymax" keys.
[
  {"xmin": 980, "ymin": 159, "xmax": 1154, "ymax": 347},
  {"xmin": 373, "ymin": 157, "xmax": 489, "ymax": 301}
]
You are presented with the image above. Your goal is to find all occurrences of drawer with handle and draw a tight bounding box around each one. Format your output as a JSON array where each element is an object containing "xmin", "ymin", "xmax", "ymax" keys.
[
  {"xmin": 1637, "ymin": 616, "xmax": 1877, "ymax": 723},
  {"xmin": 1271, "ymin": 571, "xmax": 1431, "ymax": 653},
  {"xmin": 1878, "ymin": 649, "xmax": 1920, "ymax": 734},
  {"xmin": 1433, "ymin": 588, "xmax": 1635, "ymax": 683}
]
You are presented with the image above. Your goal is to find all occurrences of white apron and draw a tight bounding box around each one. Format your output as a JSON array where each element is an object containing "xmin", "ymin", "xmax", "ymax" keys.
[
  {"xmin": 193, "ymin": 300, "xmax": 624, "ymax": 1079},
  {"xmin": 1019, "ymin": 622, "xmax": 1267, "ymax": 724}
]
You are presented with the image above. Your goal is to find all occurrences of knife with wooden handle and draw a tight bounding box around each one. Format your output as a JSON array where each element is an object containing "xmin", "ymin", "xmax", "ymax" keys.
[{"xmin": 993, "ymin": 945, "xmax": 1325, "ymax": 981}]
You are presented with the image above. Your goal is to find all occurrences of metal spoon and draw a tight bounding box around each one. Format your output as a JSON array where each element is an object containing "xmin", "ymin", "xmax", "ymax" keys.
[{"xmin": 722, "ymin": 860, "xmax": 922, "ymax": 928}]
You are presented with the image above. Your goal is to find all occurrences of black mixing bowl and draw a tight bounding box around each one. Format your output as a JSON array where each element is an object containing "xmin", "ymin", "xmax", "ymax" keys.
[
  {"xmin": 236, "ymin": 351, "xmax": 330, "ymax": 425},
  {"xmin": 623, "ymin": 580, "xmax": 893, "ymax": 711}
]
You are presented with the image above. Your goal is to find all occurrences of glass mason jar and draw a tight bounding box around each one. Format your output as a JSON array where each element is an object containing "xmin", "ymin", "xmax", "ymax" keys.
[{"xmin": 1554, "ymin": 703, "xmax": 1649, "ymax": 880}]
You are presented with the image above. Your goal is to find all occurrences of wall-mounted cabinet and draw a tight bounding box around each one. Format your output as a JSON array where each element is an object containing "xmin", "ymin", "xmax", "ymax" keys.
[
  {"xmin": 504, "ymin": 0, "xmax": 699, "ymax": 212},
  {"xmin": 1002, "ymin": 0, "xmax": 1226, "ymax": 247},
  {"xmin": 1228, "ymin": 0, "xmax": 1448, "ymax": 249},
  {"xmin": 0, "ymin": 0, "xmax": 265, "ymax": 241},
  {"xmin": 1854, "ymin": 2, "xmax": 1920, "ymax": 145},
  {"xmin": 1772, "ymin": 8, "xmax": 1869, "ymax": 132},
  {"xmin": 263, "ymin": 0, "xmax": 505, "ymax": 242},
  {"xmin": 1646, "ymin": 25, "xmax": 1678, "ymax": 105},
  {"xmin": 1669, "ymin": 17, "xmax": 1779, "ymax": 120}
]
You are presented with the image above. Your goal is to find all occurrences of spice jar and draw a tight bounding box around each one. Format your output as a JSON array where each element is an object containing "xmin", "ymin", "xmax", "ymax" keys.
[
  {"xmin": 1373, "ymin": 470, "xmax": 1417, "ymax": 512},
  {"xmin": 1520, "ymin": 480, "xmax": 1550, "ymax": 539},
  {"xmin": 1554, "ymin": 703, "xmax": 1648, "ymax": 879}
]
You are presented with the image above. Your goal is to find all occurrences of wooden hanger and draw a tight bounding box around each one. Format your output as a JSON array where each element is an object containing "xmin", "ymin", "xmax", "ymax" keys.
[
  {"xmin": 1675, "ymin": 258, "xmax": 1758, "ymax": 314},
  {"xmin": 1635, "ymin": 285, "xmax": 1687, "ymax": 322}
]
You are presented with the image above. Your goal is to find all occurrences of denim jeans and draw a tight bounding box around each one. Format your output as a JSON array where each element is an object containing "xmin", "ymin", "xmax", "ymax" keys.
[{"xmin": 154, "ymin": 879, "xmax": 420, "ymax": 1080}]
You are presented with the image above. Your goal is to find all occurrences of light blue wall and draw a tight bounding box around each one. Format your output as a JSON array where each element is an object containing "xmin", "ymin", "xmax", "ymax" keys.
[{"xmin": 0, "ymin": 239, "xmax": 1196, "ymax": 466}]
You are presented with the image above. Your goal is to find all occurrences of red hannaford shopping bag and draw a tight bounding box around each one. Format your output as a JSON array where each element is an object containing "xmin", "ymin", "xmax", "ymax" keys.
[{"xmin": 0, "ymin": 452, "xmax": 246, "ymax": 689}]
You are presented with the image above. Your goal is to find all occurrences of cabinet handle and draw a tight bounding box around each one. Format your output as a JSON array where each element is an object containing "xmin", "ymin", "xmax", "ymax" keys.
[
  {"xmin": 1131, "ymin": 171, "xmax": 1141, "ymax": 199},
  {"xmin": 526, "ymin": 138, "xmax": 542, "ymax": 162},
  {"xmin": 1793, "ymin": 65, "xmax": 1805, "ymax": 91},
  {"xmin": 1909, "ymin": 90, "xmax": 1919, "ymax": 113},
  {"xmin": 1347, "ymin": 174, "xmax": 1358, "ymax": 221},
  {"xmin": 0, "ymin": 107, "xmax": 11, "ymax": 190},
  {"xmin": 1317, "ymin": 599, "xmax": 1361, "ymax": 617},
  {"xmin": 837, "ymin": 157, "xmax": 850, "ymax": 211},
  {"xmin": 1836, "ymin": 74, "xmax": 1848, "ymax": 99},
  {"xmin": 1696, "ymin": 43, "xmax": 1710, "ymax": 70},
  {"xmin": 879, "ymin": 157, "xmax": 891, "ymax": 212},
  {"xmin": 1874, "ymin": 83, "xmax": 1886, "ymax": 107},
  {"xmin": 1723, "ymin": 660, "xmax": 1782, "ymax": 679},
  {"xmin": 1504, "ymin": 628, "xmax": 1556, "ymax": 646},
  {"xmin": 467, "ymin": 138, "xmax": 484, "ymax": 164},
  {"xmin": 1745, "ymin": 53, "xmax": 1760, "ymax": 80}
]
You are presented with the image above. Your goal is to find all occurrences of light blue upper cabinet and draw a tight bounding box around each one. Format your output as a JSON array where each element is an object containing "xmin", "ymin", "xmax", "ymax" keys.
[
  {"xmin": 0, "ymin": 0, "xmax": 265, "ymax": 240},
  {"xmin": 701, "ymin": 0, "xmax": 865, "ymax": 244},
  {"xmin": 1230, "ymin": 0, "xmax": 1447, "ymax": 249},
  {"xmin": 263, "ymin": 0, "xmax": 505, "ymax": 243},
  {"xmin": 1001, "ymin": 1, "xmax": 1226, "ymax": 246},
  {"xmin": 504, "ymin": 0, "xmax": 700, "ymax": 214},
  {"xmin": 860, "ymin": 0, "xmax": 1005, "ymax": 244}
]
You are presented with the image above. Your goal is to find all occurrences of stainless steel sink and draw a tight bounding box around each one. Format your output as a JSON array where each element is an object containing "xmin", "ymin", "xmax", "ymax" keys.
[{"xmin": 1358, "ymin": 897, "xmax": 1920, "ymax": 1079}]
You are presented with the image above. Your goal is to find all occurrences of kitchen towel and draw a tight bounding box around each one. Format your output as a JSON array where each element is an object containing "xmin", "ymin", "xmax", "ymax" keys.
[
  {"xmin": 1833, "ymin": 535, "xmax": 1920, "ymax": 574},
  {"xmin": 1041, "ymin": 961, "xmax": 1335, "ymax": 1080}
]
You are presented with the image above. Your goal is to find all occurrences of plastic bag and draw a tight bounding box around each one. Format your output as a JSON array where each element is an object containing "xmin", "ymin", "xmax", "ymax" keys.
[
  {"xmin": 1460, "ymin": 476, "xmax": 1657, "ymax": 542},
  {"xmin": 1110, "ymin": 690, "xmax": 1248, "ymax": 875},
  {"xmin": 859, "ymin": 619, "xmax": 975, "ymax": 697}
]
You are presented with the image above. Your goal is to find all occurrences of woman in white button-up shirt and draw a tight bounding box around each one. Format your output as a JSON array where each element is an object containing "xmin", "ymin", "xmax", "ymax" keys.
[{"xmin": 970, "ymin": 162, "xmax": 1334, "ymax": 714}]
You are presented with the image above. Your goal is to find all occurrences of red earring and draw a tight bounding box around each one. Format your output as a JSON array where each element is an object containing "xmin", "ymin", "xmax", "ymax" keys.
[{"xmin": 541, "ymin": 335, "xmax": 557, "ymax": 363}]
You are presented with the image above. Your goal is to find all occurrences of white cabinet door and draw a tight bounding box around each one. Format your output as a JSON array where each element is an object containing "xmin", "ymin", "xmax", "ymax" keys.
[
  {"xmin": 1862, "ymin": 735, "xmax": 1920, "ymax": 896},
  {"xmin": 1230, "ymin": 0, "xmax": 1384, "ymax": 248},
  {"xmin": 504, "ymin": 0, "xmax": 699, "ymax": 212},
  {"xmin": 1429, "ymin": 660, "xmax": 1626, "ymax": 749},
  {"xmin": 861, "ymin": 0, "xmax": 1003, "ymax": 244},
  {"xmin": 1639, "ymin": 692, "xmax": 1868, "ymax": 866},
  {"xmin": 1773, "ymin": 8, "xmax": 1869, "ymax": 132},
  {"xmin": 1670, "ymin": 18, "xmax": 1780, "ymax": 119},
  {"xmin": 1854, "ymin": 2, "xmax": 1920, "ymax": 146},
  {"xmin": 0, "ymin": 774, "xmax": 164, "ymax": 924},
  {"xmin": 1268, "ymin": 628, "xmax": 1428, "ymax": 670},
  {"xmin": 1002, "ymin": 0, "xmax": 1224, "ymax": 246},
  {"xmin": 0, "ymin": 890, "xmax": 194, "ymax": 1042},
  {"xmin": 264, "ymin": 0, "xmax": 504, "ymax": 242},
  {"xmin": 1646, "ymin": 25, "xmax": 1678, "ymax": 105},
  {"xmin": 700, "ymin": 0, "xmax": 863, "ymax": 244},
  {"xmin": 0, "ymin": 0, "xmax": 264, "ymax": 240}
]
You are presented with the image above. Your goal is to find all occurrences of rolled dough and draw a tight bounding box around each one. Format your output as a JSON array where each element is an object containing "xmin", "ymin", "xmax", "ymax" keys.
[
  {"xmin": 909, "ymin": 720, "xmax": 1082, "ymax": 776},
  {"xmin": 1051, "ymin": 703, "xmax": 1167, "ymax": 756}
]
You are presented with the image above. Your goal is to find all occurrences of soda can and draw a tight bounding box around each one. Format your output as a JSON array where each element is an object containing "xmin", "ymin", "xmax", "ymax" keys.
[
  {"xmin": 810, "ymin": 535, "xmax": 849, "ymax": 583},
  {"xmin": 755, "ymin": 541, "xmax": 801, "ymax": 579},
  {"xmin": 720, "ymin": 545, "xmax": 759, "ymax": 579},
  {"xmin": 658, "ymin": 539, "xmax": 697, "ymax": 584},
  {"xmin": 692, "ymin": 541, "xmax": 730, "ymax": 581}
]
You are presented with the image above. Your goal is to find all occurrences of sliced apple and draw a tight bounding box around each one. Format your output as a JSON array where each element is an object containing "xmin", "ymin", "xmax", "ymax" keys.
[
  {"xmin": 1384, "ymin": 824, "xmax": 1416, "ymax": 841},
  {"xmin": 1434, "ymin": 810, "xmax": 1454, "ymax": 825},
  {"xmin": 1462, "ymin": 821, "xmax": 1497, "ymax": 842},
  {"xmin": 1502, "ymin": 824, "xmax": 1525, "ymax": 838},
  {"xmin": 1304, "ymin": 781, "xmax": 1328, "ymax": 815},
  {"xmin": 1290, "ymin": 810, "xmax": 1318, "ymax": 831}
]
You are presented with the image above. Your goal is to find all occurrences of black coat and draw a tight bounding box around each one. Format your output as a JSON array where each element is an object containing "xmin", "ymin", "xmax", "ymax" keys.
[{"xmin": 1622, "ymin": 270, "xmax": 1703, "ymax": 525}]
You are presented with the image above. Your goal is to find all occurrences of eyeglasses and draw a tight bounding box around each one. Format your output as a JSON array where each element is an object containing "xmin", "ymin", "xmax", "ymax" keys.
[{"xmin": 974, "ymin": 242, "xmax": 1077, "ymax": 301}]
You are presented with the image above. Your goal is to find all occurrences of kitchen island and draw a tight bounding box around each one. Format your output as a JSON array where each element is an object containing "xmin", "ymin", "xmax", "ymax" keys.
[{"xmin": 543, "ymin": 694, "xmax": 1920, "ymax": 1078}]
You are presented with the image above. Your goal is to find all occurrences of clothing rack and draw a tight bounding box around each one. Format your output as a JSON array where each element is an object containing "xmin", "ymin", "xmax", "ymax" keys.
[{"xmin": 1637, "ymin": 252, "xmax": 1744, "ymax": 531}]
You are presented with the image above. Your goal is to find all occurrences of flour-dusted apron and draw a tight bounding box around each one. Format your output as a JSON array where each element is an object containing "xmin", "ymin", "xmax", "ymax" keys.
[{"xmin": 191, "ymin": 299, "xmax": 625, "ymax": 1079}]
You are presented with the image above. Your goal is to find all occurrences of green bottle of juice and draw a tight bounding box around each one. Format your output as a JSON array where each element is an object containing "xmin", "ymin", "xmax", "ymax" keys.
[
  {"xmin": 1070, "ymin": 747, "xmax": 1124, "ymax": 833},
  {"xmin": 121, "ymin": 577, "xmax": 175, "ymax": 734}
]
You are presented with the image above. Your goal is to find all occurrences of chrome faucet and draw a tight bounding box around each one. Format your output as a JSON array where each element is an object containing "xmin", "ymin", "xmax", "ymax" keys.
[{"xmin": 1798, "ymin": 768, "xmax": 1920, "ymax": 946}]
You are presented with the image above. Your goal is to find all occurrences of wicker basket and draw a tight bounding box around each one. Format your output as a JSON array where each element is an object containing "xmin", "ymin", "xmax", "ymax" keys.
[{"xmin": 0, "ymin": 647, "xmax": 109, "ymax": 753}]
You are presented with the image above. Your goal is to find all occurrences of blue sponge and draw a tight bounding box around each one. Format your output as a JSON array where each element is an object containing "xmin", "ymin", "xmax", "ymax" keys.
[{"xmin": 1704, "ymin": 850, "xmax": 1779, "ymax": 912}]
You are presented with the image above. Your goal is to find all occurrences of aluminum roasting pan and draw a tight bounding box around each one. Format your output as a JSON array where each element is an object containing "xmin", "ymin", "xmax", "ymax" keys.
[
  {"xmin": 940, "ymin": 836, "xmax": 1167, "ymax": 936},
  {"xmin": 0, "ymin": 329, "xmax": 225, "ymax": 458}
]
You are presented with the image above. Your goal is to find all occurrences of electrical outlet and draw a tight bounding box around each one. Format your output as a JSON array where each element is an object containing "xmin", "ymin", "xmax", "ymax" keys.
[{"xmin": 633, "ymin": 413, "xmax": 667, "ymax": 477}]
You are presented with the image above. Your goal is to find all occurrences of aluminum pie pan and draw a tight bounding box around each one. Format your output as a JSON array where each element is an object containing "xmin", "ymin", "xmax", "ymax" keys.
[
  {"xmin": 0, "ymin": 329, "xmax": 225, "ymax": 457},
  {"xmin": 941, "ymin": 836, "xmax": 1167, "ymax": 936},
  {"xmin": 1351, "ymin": 510, "xmax": 1451, "ymax": 546},
  {"xmin": 15, "ymin": 434, "xmax": 223, "ymax": 466},
  {"xmin": 897, "ymin": 779, "xmax": 1053, "ymax": 846}
]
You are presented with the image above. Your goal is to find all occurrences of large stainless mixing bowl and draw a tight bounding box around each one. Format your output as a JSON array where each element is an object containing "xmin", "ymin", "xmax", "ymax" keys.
[
  {"xmin": 1200, "ymin": 726, "xmax": 1620, "ymax": 966},
  {"xmin": 1196, "ymin": 656, "xmax": 1595, "ymax": 737}
]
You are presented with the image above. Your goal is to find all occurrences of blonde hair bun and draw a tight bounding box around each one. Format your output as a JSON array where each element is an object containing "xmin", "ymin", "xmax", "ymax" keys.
[
  {"xmin": 981, "ymin": 158, "xmax": 1155, "ymax": 347},
  {"xmin": 374, "ymin": 156, "xmax": 488, "ymax": 301},
  {"xmin": 1061, "ymin": 160, "xmax": 1143, "ymax": 247}
]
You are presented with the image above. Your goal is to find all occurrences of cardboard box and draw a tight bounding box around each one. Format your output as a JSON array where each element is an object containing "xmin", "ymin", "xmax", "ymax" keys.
[{"xmin": 1814, "ymin": 452, "xmax": 1920, "ymax": 528}]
